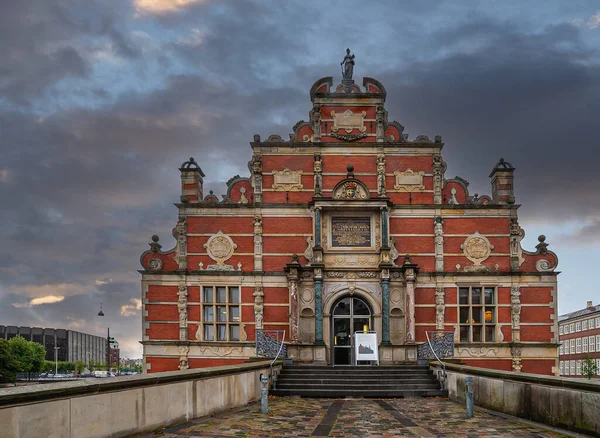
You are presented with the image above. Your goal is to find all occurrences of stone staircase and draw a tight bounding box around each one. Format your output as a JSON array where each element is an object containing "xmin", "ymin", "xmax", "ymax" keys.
[{"xmin": 271, "ymin": 364, "xmax": 448, "ymax": 398}]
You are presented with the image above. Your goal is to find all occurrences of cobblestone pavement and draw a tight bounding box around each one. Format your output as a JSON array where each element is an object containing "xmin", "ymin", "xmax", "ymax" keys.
[{"xmin": 147, "ymin": 396, "xmax": 573, "ymax": 438}]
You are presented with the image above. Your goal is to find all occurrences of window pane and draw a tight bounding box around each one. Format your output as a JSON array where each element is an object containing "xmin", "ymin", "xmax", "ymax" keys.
[
  {"xmin": 353, "ymin": 298, "xmax": 370, "ymax": 315},
  {"xmin": 229, "ymin": 306, "xmax": 240, "ymax": 322},
  {"xmin": 471, "ymin": 288, "xmax": 482, "ymax": 305},
  {"xmin": 484, "ymin": 307, "xmax": 495, "ymax": 323},
  {"xmin": 459, "ymin": 288, "xmax": 469, "ymax": 305},
  {"xmin": 216, "ymin": 287, "xmax": 226, "ymax": 303},
  {"xmin": 203, "ymin": 287, "xmax": 213, "ymax": 303},
  {"xmin": 484, "ymin": 288, "xmax": 494, "ymax": 304},
  {"xmin": 460, "ymin": 325, "xmax": 470, "ymax": 342},
  {"xmin": 217, "ymin": 306, "xmax": 227, "ymax": 322},
  {"xmin": 204, "ymin": 306, "xmax": 214, "ymax": 322},
  {"xmin": 334, "ymin": 298, "xmax": 351, "ymax": 315},
  {"xmin": 217, "ymin": 325, "xmax": 227, "ymax": 341},
  {"xmin": 472, "ymin": 325, "xmax": 482, "ymax": 342},
  {"xmin": 204, "ymin": 325, "xmax": 214, "ymax": 341},
  {"xmin": 485, "ymin": 326, "xmax": 495, "ymax": 342},
  {"xmin": 460, "ymin": 307, "xmax": 470, "ymax": 324},
  {"xmin": 229, "ymin": 287, "xmax": 240, "ymax": 304},
  {"xmin": 229, "ymin": 325, "xmax": 240, "ymax": 341},
  {"xmin": 472, "ymin": 307, "xmax": 482, "ymax": 324}
]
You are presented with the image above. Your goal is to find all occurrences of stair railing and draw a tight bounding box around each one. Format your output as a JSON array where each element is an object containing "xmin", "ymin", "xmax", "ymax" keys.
[
  {"xmin": 256, "ymin": 329, "xmax": 287, "ymax": 389},
  {"xmin": 424, "ymin": 330, "xmax": 455, "ymax": 390}
]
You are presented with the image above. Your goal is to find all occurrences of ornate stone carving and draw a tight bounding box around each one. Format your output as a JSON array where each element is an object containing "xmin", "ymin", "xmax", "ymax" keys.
[
  {"xmin": 177, "ymin": 285, "xmax": 188, "ymax": 341},
  {"xmin": 389, "ymin": 237, "xmax": 400, "ymax": 265},
  {"xmin": 333, "ymin": 180, "xmax": 369, "ymax": 199},
  {"xmin": 377, "ymin": 153, "xmax": 386, "ymax": 196},
  {"xmin": 195, "ymin": 325, "xmax": 202, "ymax": 341},
  {"xmin": 330, "ymin": 131, "xmax": 368, "ymax": 141},
  {"xmin": 303, "ymin": 237, "xmax": 314, "ymax": 265},
  {"xmin": 536, "ymin": 259, "xmax": 554, "ymax": 272},
  {"xmin": 509, "ymin": 217, "xmax": 525, "ymax": 270},
  {"xmin": 203, "ymin": 230, "xmax": 237, "ymax": 270},
  {"xmin": 148, "ymin": 258, "xmax": 163, "ymax": 270},
  {"xmin": 238, "ymin": 186, "xmax": 248, "ymax": 204},
  {"xmin": 393, "ymin": 169, "xmax": 425, "ymax": 192},
  {"xmin": 173, "ymin": 218, "xmax": 187, "ymax": 270},
  {"xmin": 458, "ymin": 347, "xmax": 499, "ymax": 357},
  {"xmin": 198, "ymin": 346, "xmax": 244, "ymax": 356},
  {"xmin": 376, "ymin": 106, "xmax": 386, "ymax": 142},
  {"xmin": 253, "ymin": 287, "xmax": 264, "ymax": 330},
  {"xmin": 448, "ymin": 187, "xmax": 458, "ymax": 205},
  {"xmin": 272, "ymin": 168, "xmax": 303, "ymax": 191},
  {"xmin": 434, "ymin": 216, "xmax": 444, "ymax": 272},
  {"xmin": 240, "ymin": 324, "xmax": 248, "ymax": 342},
  {"xmin": 311, "ymin": 105, "xmax": 321, "ymax": 142},
  {"xmin": 357, "ymin": 271, "xmax": 378, "ymax": 278},
  {"xmin": 177, "ymin": 345, "xmax": 189, "ymax": 370},
  {"xmin": 461, "ymin": 232, "xmax": 494, "ymax": 266},
  {"xmin": 331, "ymin": 109, "xmax": 366, "ymax": 134},
  {"xmin": 511, "ymin": 286, "xmax": 521, "ymax": 342},
  {"xmin": 251, "ymin": 153, "xmax": 262, "ymax": 203},
  {"xmin": 313, "ymin": 152, "xmax": 323, "ymax": 196},
  {"xmin": 253, "ymin": 215, "xmax": 263, "ymax": 271},
  {"xmin": 288, "ymin": 280, "xmax": 299, "ymax": 343},
  {"xmin": 435, "ymin": 285, "xmax": 445, "ymax": 331},
  {"xmin": 433, "ymin": 155, "xmax": 444, "ymax": 204},
  {"xmin": 405, "ymin": 271, "xmax": 416, "ymax": 344},
  {"xmin": 324, "ymin": 254, "xmax": 379, "ymax": 268},
  {"xmin": 511, "ymin": 344, "xmax": 522, "ymax": 372},
  {"xmin": 301, "ymin": 288, "xmax": 313, "ymax": 304}
]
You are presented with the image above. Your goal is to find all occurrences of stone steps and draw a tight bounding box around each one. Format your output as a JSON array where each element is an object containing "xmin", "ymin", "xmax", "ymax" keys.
[{"xmin": 272, "ymin": 365, "xmax": 448, "ymax": 398}]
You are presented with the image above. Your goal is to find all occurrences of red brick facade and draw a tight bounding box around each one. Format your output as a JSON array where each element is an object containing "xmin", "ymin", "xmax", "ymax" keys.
[{"xmin": 140, "ymin": 73, "xmax": 559, "ymax": 375}]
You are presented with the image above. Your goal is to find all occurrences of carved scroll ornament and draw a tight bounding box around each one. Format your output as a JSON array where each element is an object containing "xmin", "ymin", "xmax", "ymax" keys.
[{"xmin": 272, "ymin": 169, "xmax": 303, "ymax": 191}]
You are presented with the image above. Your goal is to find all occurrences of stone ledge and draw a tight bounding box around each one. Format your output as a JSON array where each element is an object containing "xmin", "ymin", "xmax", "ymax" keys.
[{"xmin": 0, "ymin": 360, "xmax": 277, "ymax": 408}]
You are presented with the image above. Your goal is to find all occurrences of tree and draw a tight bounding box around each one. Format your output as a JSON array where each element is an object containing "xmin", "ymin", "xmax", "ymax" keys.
[
  {"xmin": 8, "ymin": 336, "xmax": 46, "ymax": 373},
  {"xmin": 582, "ymin": 357, "xmax": 598, "ymax": 379},
  {"xmin": 0, "ymin": 339, "xmax": 19, "ymax": 383},
  {"xmin": 76, "ymin": 361, "xmax": 85, "ymax": 374}
]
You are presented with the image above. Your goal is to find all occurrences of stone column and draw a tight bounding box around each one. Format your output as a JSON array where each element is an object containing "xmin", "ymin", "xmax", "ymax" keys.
[
  {"xmin": 377, "ymin": 152, "xmax": 386, "ymax": 197},
  {"xmin": 251, "ymin": 151, "xmax": 262, "ymax": 204},
  {"xmin": 253, "ymin": 287, "xmax": 264, "ymax": 330},
  {"xmin": 314, "ymin": 207, "xmax": 321, "ymax": 246},
  {"xmin": 313, "ymin": 152, "xmax": 323, "ymax": 197},
  {"xmin": 433, "ymin": 155, "xmax": 444, "ymax": 205},
  {"xmin": 314, "ymin": 268, "xmax": 324, "ymax": 345},
  {"xmin": 405, "ymin": 268, "xmax": 416, "ymax": 343},
  {"xmin": 289, "ymin": 280, "xmax": 300, "ymax": 343},
  {"xmin": 511, "ymin": 286, "xmax": 521, "ymax": 342},
  {"xmin": 253, "ymin": 215, "xmax": 263, "ymax": 272},
  {"xmin": 381, "ymin": 207, "xmax": 389, "ymax": 247},
  {"xmin": 381, "ymin": 271, "xmax": 391, "ymax": 345},
  {"xmin": 174, "ymin": 217, "xmax": 187, "ymax": 270},
  {"xmin": 177, "ymin": 285, "xmax": 188, "ymax": 341},
  {"xmin": 434, "ymin": 216, "xmax": 444, "ymax": 272},
  {"xmin": 435, "ymin": 285, "xmax": 445, "ymax": 331}
]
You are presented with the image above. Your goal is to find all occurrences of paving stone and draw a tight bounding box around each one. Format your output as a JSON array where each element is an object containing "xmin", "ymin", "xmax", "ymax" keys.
[{"xmin": 149, "ymin": 397, "xmax": 572, "ymax": 437}]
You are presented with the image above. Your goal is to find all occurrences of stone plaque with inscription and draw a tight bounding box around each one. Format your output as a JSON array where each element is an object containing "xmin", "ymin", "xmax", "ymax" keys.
[{"xmin": 331, "ymin": 217, "xmax": 371, "ymax": 247}]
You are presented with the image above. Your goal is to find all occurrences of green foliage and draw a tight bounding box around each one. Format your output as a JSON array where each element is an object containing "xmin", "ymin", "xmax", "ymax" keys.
[
  {"xmin": 0, "ymin": 339, "xmax": 19, "ymax": 383},
  {"xmin": 76, "ymin": 361, "xmax": 85, "ymax": 374},
  {"xmin": 582, "ymin": 357, "xmax": 598, "ymax": 379},
  {"xmin": 8, "ymin": 336, "xmax": 46, "ymax": 372}
]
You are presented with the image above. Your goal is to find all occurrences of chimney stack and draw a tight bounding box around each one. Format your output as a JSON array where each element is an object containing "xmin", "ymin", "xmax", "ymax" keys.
[
  {"xmin": 179, "ymin": 157, "xmax": 205, "ymax": 202},
  {"xmin": 587, "ymin": 301, "xmax": 594, "ymax": 308},
  {"xmin": 489, "ymin": 158, "xmax": 516, "ymax": 204}
]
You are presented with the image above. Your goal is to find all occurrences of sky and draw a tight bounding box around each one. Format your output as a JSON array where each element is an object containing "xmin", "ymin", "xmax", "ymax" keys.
[{"xmin": 1, "ymin": 0, "xmax": 599, "ymax": 358}]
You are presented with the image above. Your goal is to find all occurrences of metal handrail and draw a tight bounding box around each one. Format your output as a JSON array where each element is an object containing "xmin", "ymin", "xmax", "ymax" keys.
[
  {"xmin": 270, "ymin": 330, "xmax": 286, "ymax": 368},
  {"xmin": 426, "ymin": 330, "xmax": 446, "ymax": 389}
]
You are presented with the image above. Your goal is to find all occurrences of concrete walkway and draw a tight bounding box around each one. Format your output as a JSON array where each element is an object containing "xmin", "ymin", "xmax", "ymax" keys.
[{"xmin": 141, "ymin": 396, "xmax": 579, "ymax": 437}]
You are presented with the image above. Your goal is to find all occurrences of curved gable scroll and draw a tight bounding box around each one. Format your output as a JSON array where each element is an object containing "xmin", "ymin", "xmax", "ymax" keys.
[{"xmin": 332, "ymin": 177, "xmax": 370, "ymax": 200}]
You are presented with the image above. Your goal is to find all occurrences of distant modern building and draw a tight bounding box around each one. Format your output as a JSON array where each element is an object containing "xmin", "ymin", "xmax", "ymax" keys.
[
  {"xmin": 0, "ymin": 325, "xmax": 108, "ymax": 365},
  {"xmin": 558, "ymin": 301, "xmax": 600, "ymax": 378}
]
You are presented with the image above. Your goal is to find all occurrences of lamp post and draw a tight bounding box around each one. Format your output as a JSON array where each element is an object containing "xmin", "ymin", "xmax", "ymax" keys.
[
  {"xmin": 98, "ymin": 303, "xmax": 111, "ymax": 372},
  {"xmin": 54, "ymin": 346, "xmax": 60, "ymax": 375}
]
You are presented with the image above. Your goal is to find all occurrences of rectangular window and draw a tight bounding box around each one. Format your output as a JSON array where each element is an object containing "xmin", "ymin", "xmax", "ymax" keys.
[
  {"xmin": 570, "ymin": 360, "xmax": 575, "ymax": 375},
  {"xmin": 559, "ymin": 361, "xmax": 564, "ymax": 375},
  {"xmin": 559, "ymin": 325, "xmax": 563, "ymax": 335},
  {"xmin": 590, "ymin": 336, "xmax": 596, "ymax": 353},
  {"xmin": 576, "ymin": 338, "xmax": 581, "ymax": 353},
  {"xmin": 583, "ymin": 337, "xmax": 588, "ymax": 353},
  {"xmin": 458, "ymin": 286, "xmax": 496, "ymax": 343},
  {"xmin": 576, "ymin": 322, "xmax": 581, "ymax": 332},
  {"xmin": 582, "ymin": 320, "xmax": 588, "ymax": 331},
  {"xmin": 570, "ymin": 323, "xmax": 575, "ymax": 333},
  {"xmin": 597, "ymin": 359, "xmax": 600, "ymax": 376},
  {"xmin": 590, "ymin": 319, "xmax": 595, "ymax": 329},
  {"xmin": 596, "ymin": 317, "xmax": 600, "ymax": 328},
  {"xmin": 570, "ymin": 339, "xmax": 575, "ymax": 354},
  {"xmin": 201, "ymin": 286, "xmax": 240, "ymax": 342},
  {"xmin": 559, "ymin": 344, "xmax": 564, "ymax": 355},
  {"xmin": 576, "ymin": 360, "xmax": 581, "ymax": 376},
  {"xmin": 597, "ymin": 335, "xmax": 600, "ymax": 352}
]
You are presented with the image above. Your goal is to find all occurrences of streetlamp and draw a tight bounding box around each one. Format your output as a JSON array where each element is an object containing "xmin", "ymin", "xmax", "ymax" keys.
[
  {"xmin": 54, "ymin": 346, "xmax": 60, "ymax": 375},
  {"xmin": 98, "ymin": 303, "xmax": 111, "ymax": 372}
]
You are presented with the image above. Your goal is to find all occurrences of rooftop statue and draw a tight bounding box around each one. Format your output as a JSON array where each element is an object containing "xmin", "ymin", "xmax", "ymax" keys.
[{"xmin": 341, "ymin": 48, "xmax": 355, "ymax": 80}]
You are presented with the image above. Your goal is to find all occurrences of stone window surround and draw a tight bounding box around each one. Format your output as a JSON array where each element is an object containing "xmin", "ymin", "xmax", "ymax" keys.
[
  {"xmin": 201, "ymin": 285, "xmax": 240, "ymax": 342},
  {"xmin": 457, "ymin": 285, "xmax": 497, "ymax": 343}
]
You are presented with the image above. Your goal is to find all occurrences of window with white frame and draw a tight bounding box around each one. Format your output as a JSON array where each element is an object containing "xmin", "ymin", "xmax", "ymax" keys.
[
  {"xmin": 570, "ymin": 323, "xmax": 575, "ymax": 333},
  {"xmin": 597, "ymin": 359, "xmax": 600, "ymax": 376},
  {"xmin": 560, "ymin": 361, "xmax": 564, "ymax": 375},
  {"xmin": 458, "ymin": 286, "xmax": 496, "ymax": 343},
  {"xmin": 576, "ymin": 338, "xmax": 582, "ymax": 353},
  {"xmin": 564, "ymin": 325, "xmax": 569, "ymax": 334},
  {"xmin": 570, "ymin": 360, "xmax": 575, "ymax": 375},
  {"xmin": 576, "ymin": 360, "xmax": 581, "ymax": 375},
  {"xmin": 559, "ymin": 325, "xmax": 564, "ymax": 335},
  {"xmin": 597, "ymin": 335, "xmax": 600, "ymax": 352},
  {"xmin": 590, "ymin": 319, "xmax": 595, "ymax": 329},
  {"xmin": 590, "ymin": 336, "xmax": 596, "ymax": 353},
  {"xmin": 201, "ymin": 286, "xmax": 240, "ymax": 342},
  {"xmin": 582, "ymin": 320, "xmax": 588, "ymax": 330},
  {"xmin": 576, "ymin": 322, "xmax": 581, "ymax": 332},
  {"xmin": 583, "ymin": 337, "xmax": 588, "ymax": 353},
  {"xmin": 570, "ymin": 339, "xmax": 575, "ymax": 354},
  {"xmin": 559, "ymin": 344, "xmax": 564, "ymax": 355},
  {"xmin": 596, "ymin": 317, "xmax": 600, "ymax": 328}
]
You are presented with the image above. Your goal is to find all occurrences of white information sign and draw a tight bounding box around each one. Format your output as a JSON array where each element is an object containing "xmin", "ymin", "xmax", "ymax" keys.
[{"xmin": 354, "ymin": 332, "xmax": 379, "ymax": 364}]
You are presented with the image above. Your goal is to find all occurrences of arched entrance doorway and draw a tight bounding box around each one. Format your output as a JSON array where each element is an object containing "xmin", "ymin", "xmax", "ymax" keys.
[{"xmin": 331, "ymin": 296, "xmax": 373, "ymax": 365}]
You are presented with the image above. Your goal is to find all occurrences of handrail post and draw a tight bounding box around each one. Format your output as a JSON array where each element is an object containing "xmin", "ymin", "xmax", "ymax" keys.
[{"xmin": 260, "ymin": 373, "xmax": 269, "ymax": 414}]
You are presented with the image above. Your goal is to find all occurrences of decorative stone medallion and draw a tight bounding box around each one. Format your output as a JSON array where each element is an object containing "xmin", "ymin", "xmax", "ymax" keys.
[
  {"xmin": 461, "ymin": 232, "xmax": 494, "ymax": 266},
  {"xmin": 204, "ymin": 230, "xmax": 237, "ymax": 265},
  {"xmin": 333, "ymin": 181, "xmax": 368, "ymax": 199},
  {"xmin": 272, "ymin": 169, "xmax": 303, "ymax": 191}
]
